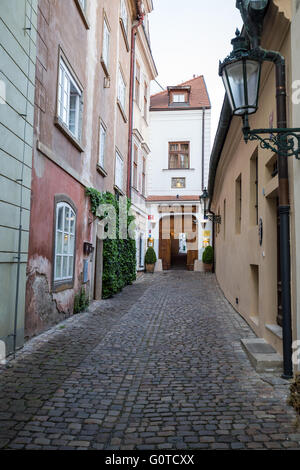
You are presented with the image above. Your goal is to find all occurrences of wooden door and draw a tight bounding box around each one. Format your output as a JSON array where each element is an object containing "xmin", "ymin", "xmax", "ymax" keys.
[{"xmin": 159, "ymin": 217, "xmax": 171, "ymax": 270}]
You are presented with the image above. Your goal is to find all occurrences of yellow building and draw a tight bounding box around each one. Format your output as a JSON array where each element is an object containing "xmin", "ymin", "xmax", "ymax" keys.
[{"xmin": 208, "ymin": 1, "xmax": 297, "ymax": 365}]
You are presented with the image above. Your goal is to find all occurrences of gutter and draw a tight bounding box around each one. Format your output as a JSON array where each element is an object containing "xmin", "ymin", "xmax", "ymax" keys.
[{"xmin": 207, "ymin": 95, "xmax": 232, "ymax": 210}]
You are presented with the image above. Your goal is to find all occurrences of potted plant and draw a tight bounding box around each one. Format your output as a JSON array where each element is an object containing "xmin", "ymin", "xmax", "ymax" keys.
[
  {"xmin": 202, "ymin": 245, "xmax": 214, "ymax": 272},
  {"xmin": 145, "ymin": 247, "xmax": 157, "ymax": 273}
]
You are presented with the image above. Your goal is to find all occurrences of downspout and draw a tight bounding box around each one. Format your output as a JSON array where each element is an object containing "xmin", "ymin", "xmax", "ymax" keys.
[
  {"xmin": 202, "ymin": 107, "xmax": 205, "ymax": 190},
  {"xmin": 127, "ymin": 3, "xmax": 144, "ymax": 197}
]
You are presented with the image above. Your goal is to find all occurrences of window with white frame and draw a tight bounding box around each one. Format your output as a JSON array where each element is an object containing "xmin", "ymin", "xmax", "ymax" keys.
[
  {"xmin": 78, "ymin": 0, "xmax": 86, "ymax": 10},
  {"xmin": 99, "ymin": 122, "xmax": 106, "ymax": 168},
  {"xmin": 102, "ymin": 17, "xmax": 110, "ymax": 69},
  {"xmin": 173, "ymin": 94, "xmax": 186, "ymax": 103},
  {"xmin": 54, "ymin": 202, "xmax": 76, "ymax": 283},
  {"xmin": 58, "ymin": 57, "xmax": 82, "ymax": 140},
  {"xmin": 120, "ymin": 0, "xmax": 128, "ymax": 35},
  {"xmin": 118, "ymin": 68, "xmax": 126, "ymax": 111},
  {"xmin": 115, "ymin": 150, "xmax": 124, "ymax": 190}
]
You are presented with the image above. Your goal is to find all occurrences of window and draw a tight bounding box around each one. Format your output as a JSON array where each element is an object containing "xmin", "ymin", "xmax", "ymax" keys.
[
  {"xmin": 78, "ymin": 0, "xmax": 85, "ymax": 10},
  {"xmin": 58, "ymin": 57, "xmax": 82, "ymax": 140},
  {"xmin": 118, "ymin": 68, "xmax": 126, "ymax": 112},
  {"xmin": 54, "ymin": 202, "xmax": 76, "ymax": 283},
  {"xmin": 99, "ymin": 122, "xmax": 106, "ymax": 168},
  {"xmin": 172, "ymin": 178, "xmax": 186, "ymax": 189},
  {"xmin": 102, "ymin": 17, "xmax": 110, "ymax": 70},
  {"xmin": 169, "ymin": 142, "xmax": 190, "ymax": 169},
  {"xmin": 133, "ymin": 145, "xmax": 138, "ymax": 189},
  {"xmin": 120, "ymin": 0, "xmax": 128, "ymax": 35},
  {"xmin": 235, "ymin": 174, "xmax": 242, "ymax": 233},
  {"xmin": 115, "ymin": 150, "xmax": 124, "ymax": 191},
  {"xmin": 142, "ymin": 157, "xmax": 146, "ymax": 196},
  {"xmin": 144, "ymin": 82, "xmax": 148, "ymax": 120},
  {"xmin": 173, "ymin": 94, "xmax": 186, "ymax": 103},
  {"xmin": 135, "ymin": 62, "xmax": 140, "ymax": 104},
  {"xmin": 169, "ymin": 91, "xmax": 189, "ymax": 104}
]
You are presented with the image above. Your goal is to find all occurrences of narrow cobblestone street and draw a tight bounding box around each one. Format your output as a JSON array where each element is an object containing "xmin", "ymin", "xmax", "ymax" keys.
[{"xmin": 0, "ymin": 272, "xmax": 299, "ymax": 450}]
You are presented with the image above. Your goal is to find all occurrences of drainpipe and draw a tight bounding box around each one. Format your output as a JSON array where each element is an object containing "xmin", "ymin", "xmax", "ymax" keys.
[
  {"xmin": 127, "ymin": 2, "xmax": 144, "ymax": 197},
  {"xmin": 202, "ymin": 107, "xmax": 205, "ymax": 190}
]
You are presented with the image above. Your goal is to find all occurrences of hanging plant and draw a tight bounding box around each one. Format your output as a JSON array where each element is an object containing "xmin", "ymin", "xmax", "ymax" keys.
[{"xmin": 86, "ymin": 188, "xmax": 136, "ymax": 298}]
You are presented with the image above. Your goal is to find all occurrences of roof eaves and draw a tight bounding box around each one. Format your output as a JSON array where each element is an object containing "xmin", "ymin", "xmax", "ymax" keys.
[{"xmin": 207, "ymin": 95, "xmax": 232, "ymax": 208}]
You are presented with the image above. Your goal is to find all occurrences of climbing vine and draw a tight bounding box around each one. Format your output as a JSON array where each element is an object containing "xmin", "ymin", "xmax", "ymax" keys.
[{"xmin": 86, "ymin": 188, "xmax": 136, "ymax": 299}]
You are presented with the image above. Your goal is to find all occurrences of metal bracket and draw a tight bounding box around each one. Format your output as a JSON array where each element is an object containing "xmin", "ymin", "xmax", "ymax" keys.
[
  {"xmin": 243, "ymin": 121, "xmax": 300, "ymax": 159},
  {"xmin": 206, "ymin": 213, "xmax": 222, "ymax": 224}
]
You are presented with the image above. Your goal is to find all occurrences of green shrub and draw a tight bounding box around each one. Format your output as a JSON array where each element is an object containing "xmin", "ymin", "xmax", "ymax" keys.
[
  {"xmin": 74, "ymin": 286, "xmax": 89, "ymax": 314},
  {"xmin": 202, "ymin": 245, "xmax": 214, "ymax": 264},
  {"xmin": 86, "ymin": 189, "xmax": 137, "ymax": 299},
  {"xmin": 145, "ymin": 247, "xmax": 157, "ymax": 265}
]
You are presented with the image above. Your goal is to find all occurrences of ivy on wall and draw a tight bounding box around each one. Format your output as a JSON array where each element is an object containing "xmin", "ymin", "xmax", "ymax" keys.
[{"xmin": 86, "ymin": 188, "xmax": 136, "ymax": 299}]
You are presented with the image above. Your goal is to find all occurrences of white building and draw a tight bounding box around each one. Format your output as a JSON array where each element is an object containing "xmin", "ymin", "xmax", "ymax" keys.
[
  {"xmin": 130, "ymin": 0, "xmax": 158, "ymax": 271},
  {"xmin": 147, "ymin": 76, "xmax": 212, "ymax": 270}
]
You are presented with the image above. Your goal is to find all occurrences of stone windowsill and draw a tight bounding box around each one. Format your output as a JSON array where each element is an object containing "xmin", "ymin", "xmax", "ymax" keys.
[
  {"xmin": 96, "ymin": 164, "xmax": 107, "ymax": 177},
  {"xmin": 100, "ymin": 57, "xmax": 110, "ymax": 79},
  {"xmin": 162, "ymin": 168, "xmax": 195, "ymax": 171},
  {"xmin": 117, "ymin": 100, "xmax": 128, "ymax": 123},
  {"xmin": 54, "ymin": 117, "xmax": 85, "ymax": 153}
]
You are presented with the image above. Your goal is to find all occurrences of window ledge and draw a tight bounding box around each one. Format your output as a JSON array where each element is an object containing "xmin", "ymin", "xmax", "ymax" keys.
[
  {"xmin": 74, "ymin": 0, "xmax": 90, "ymax": 29},
  {"xmin": 117, "ymin": 100, "xmax": 128, "ymax": 123},
  {"xmin": 163, "ymin": 168, "xmax": 195, "ymax": 171},
  {"xmin": 53, "ymin": 280, "xmax": 74, "ymax": 293},
  {"xmin": 54, "ymin": 117, "xmax": 85, "ymax": 153},
  {"xmin": 97, "ymin": 164, "xmax": 107, "ymax": 177},
  {"xmin": 100, "ymin": 57, "xmax": 110, "ymax": 79},
  {"xmin": 114, "ymin": 184, "xmax": 125, "ymax": 196},
  {"xmin": 120, "ymin": 18, "xmax": 130, "ymax": 52}
]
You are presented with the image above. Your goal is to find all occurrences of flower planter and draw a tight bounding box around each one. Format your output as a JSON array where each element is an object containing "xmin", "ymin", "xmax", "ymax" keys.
[
  {"xmin": 146, "ymin": 263, "xmax": 155, "ymax": 273},
  {"xmin": 203, "ymin": 263, "xmax": 213, "ymax": 272}
]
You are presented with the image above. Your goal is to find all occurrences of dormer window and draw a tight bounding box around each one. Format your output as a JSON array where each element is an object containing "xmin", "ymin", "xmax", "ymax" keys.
[{"xmin": 168, "ymin": 86, "xmax": 191, "ymax": 106}]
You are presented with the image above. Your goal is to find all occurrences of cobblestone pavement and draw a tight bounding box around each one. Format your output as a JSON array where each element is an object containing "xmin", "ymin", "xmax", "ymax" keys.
[{"xmin": 0, "ymin": 271, "xmax": 299, "ymax": 450}]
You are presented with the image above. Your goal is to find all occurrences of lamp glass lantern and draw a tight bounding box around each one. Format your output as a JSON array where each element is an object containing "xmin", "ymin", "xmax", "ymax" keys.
[
  {"xmin": 200, "ymin": 188, "xmax": 209, "ymax": 219},
  {"xmin": 219, "ymin": 31, "xmax": 262, "ymax": 117}
]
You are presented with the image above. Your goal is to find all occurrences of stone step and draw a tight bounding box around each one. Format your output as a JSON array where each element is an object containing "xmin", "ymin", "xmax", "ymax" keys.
[{"xmin": 240, "ymin": 338, "xmax": 283, "ymax": 373}]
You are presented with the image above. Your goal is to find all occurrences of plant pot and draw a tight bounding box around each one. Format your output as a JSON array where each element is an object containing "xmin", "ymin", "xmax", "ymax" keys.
[
  {"xmin": 203, "ymin": 263, "xmax": 213, "ymax": 272},
  {"xmin": 146, "ymin": 263, "xmax": 155, "ymax": 273}
]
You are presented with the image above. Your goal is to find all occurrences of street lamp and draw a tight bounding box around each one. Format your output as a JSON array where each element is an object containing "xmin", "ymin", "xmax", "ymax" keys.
[
  {"xmin": 219, "ymin": 30, "xmax": 300, "ymax": 158},
  {"xmin": 200, "ymin": 188, "xmax": 221, "ymax": 224},
  {"xmin": 220, "ymin": 31, "xmax": 261, "ymax": 117},
  {"xmin": 219, "ymin": 5, "xmax": 298, "ymax": 378}
]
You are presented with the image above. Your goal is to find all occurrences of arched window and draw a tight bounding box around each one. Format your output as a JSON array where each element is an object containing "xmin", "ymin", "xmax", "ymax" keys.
[{"xmin": 54, "ymin": 201, "xmax": 76, "ymax": 282}]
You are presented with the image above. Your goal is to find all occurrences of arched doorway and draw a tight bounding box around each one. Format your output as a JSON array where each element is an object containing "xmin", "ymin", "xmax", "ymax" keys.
[{"xmin": 159, "ymin": 214, "xmax": 198, "ymax": 271}]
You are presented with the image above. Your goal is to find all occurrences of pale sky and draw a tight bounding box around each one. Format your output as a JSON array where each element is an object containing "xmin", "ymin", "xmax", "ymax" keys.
[{"xmin": 149, "ymin": 0, "xmax": 243, "ymax": 146}]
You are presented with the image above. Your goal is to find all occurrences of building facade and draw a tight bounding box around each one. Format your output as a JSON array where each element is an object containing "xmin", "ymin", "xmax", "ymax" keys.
[
  {"xmin": 25, "ymin": 0, "xmax": 141, "ymax": 339},
  {"xmin": 148, "ymin": 76, "xmax": 212, "ymax": 271},
  {"xmin": 291, "ymin": 0, "xmax": 300, "ymax": 368},
  {"xmin": 129, "ymin": 0, "xmax": 157, "ymax": 271},
  {"xmin": 0, "ymin": 1, "xmax": 38, "ymax": 353},
  {"xmin": 208, "ymin": 1, "xmax": 294, "ymax": 358}
]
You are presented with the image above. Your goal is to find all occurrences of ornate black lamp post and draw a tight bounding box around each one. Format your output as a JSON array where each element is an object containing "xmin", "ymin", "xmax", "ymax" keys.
[
  {"xmin": 200, "ymin": 188, "xmax": 221, "ymax": 224},
  {"xmin": 218, "ymin": 0, "xmax": 297, "ymax": 378}
]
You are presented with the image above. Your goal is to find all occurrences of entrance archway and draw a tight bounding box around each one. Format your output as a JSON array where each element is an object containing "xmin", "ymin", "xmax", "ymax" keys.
[{"xmin": 159, "ymin": 214, "xmax": 198, "ymax": 271}]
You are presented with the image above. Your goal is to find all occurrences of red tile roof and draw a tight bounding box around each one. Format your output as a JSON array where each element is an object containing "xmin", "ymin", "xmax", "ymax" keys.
[{"xmin": 150, "ymin": 75, "xmax": 211, "ymax": 110}]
